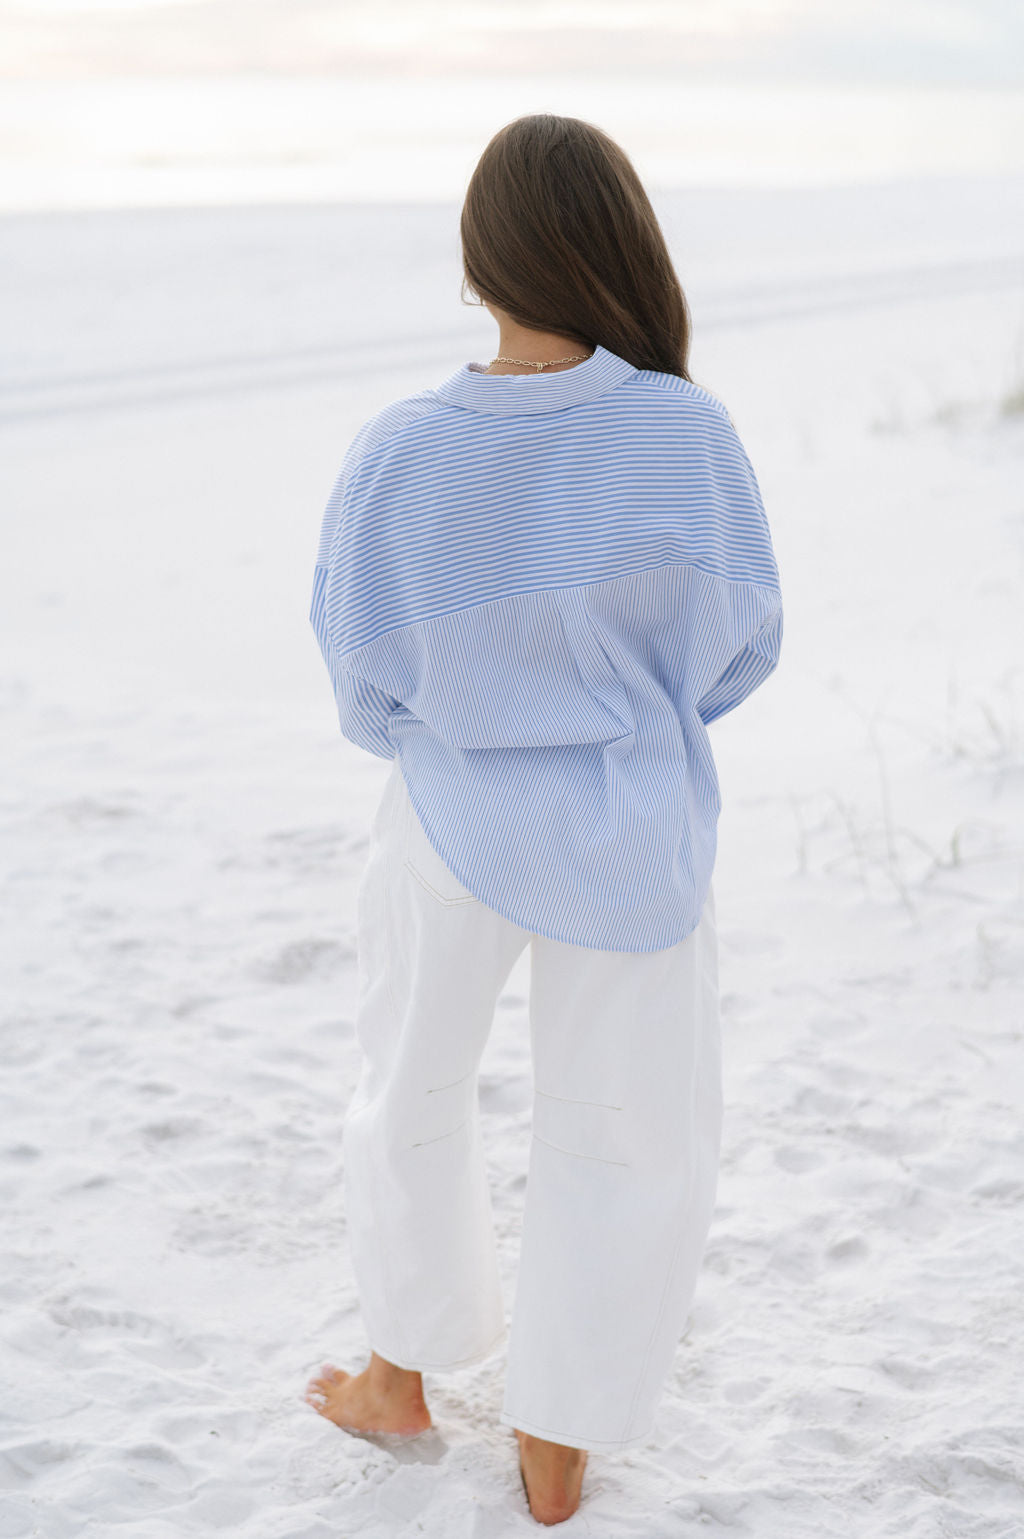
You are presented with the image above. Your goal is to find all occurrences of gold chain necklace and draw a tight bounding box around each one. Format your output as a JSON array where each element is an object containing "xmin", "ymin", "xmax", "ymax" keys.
[{"xmin": 485, "ymin": 351, "xmax": 594, "ymax": 374}]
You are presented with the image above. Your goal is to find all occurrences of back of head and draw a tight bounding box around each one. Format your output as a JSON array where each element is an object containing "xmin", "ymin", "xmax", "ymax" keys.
[{"xmin": 460, "ymin": 113, "xmax": 693, "ymax": 381}]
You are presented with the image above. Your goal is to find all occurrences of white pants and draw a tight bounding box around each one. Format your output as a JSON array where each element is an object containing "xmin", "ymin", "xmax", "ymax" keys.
[{"xmin": 342, "ymin": 756, "xmax": 723, "ymax": 1453}]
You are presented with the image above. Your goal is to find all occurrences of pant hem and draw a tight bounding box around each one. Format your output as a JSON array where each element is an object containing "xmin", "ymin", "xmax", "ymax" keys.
[
  {"xmin": 499, "ymin": 1408, "xmax": 655, "ymax": 1454},
  {"xmin": 367, "ymin": 1323, "xmax": 508, "ymax": 1373}
]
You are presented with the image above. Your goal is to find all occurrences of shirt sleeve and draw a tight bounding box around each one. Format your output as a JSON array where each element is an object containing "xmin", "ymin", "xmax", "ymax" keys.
[
  {"xmin": 310, "ymin": 557, "xmax": 399, "ymax": 760},
  {"xmin": 332, "ymin": 667, "xmax": 400, "ymax": 759},
  {"xmin": 308, "ymin": 417, "xmax": 401, "ymax": 759},
  {"xmin": 695, "ymin": 601, "xmax": 783, "ymax": 725},
  {"xmin": 690, "ymin": 405, "xmax": 784, "ymax": 726},
  {"xmin": 309, "ymin": 394, "xmax": 444, "ymax": 759}
]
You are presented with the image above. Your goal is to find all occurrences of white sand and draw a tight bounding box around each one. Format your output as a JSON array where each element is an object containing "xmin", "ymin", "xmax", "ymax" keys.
[{"xmin": 1, "ymin": 176, "xmax": 1023, "ymax": 1536}]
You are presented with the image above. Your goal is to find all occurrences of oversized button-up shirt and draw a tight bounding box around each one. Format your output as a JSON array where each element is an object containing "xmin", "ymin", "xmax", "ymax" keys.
[{"xmin": 310, "ymin": 342, "xmax": 783, "ymax": 951}]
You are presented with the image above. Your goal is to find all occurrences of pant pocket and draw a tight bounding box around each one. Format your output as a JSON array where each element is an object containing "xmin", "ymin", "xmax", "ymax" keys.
[{"xmin": 399, "ymin": 772, "xmax": 481, "ymax": 908}]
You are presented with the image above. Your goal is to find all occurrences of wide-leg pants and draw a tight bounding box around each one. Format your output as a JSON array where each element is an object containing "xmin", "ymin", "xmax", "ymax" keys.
[{"xmin": 342, "ymin": 755, "xmax": 723, "ymax": 1453}]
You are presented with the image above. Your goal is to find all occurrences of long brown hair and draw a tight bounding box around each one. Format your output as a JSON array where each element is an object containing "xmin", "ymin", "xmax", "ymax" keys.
[{"xmin": 459, "ymin": 113, "xmax": 693, "ymax": 381}]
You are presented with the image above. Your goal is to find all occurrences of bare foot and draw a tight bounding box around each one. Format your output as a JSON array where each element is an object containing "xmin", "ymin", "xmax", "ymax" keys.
[
  {"xmin": 304, "ymin": 1350, "xmax": 432, "ymax": 1436},
  {"xmin": 516, "ymin": 1428, "xmax": 588, "ymax": 1525}
]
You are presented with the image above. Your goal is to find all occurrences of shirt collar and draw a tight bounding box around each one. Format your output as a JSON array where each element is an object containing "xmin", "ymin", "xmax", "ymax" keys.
[{"xmin": 431, "ymin": 342, "xmax": 638, "ymax": 415}]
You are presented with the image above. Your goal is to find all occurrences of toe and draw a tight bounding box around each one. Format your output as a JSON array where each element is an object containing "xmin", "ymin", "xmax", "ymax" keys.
[{"xmin": 309, "ymin": 1368, "xmax": 346, "ymax": 1390}]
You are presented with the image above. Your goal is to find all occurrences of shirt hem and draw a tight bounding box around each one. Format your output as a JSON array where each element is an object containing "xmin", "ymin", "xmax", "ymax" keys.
[{"xmin": 395, "ymin": 753, "xmax": 705, "ymax": 955}]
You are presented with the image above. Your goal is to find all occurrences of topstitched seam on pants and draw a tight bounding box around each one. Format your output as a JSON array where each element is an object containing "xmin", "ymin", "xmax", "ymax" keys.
[
  {"xmin": 410, "ymin": 1118, "xmax": 469, "ymax": 1148},
  {"xmin": 536, "ymin": 1088, "xmax": 623, "ymax": 1111},
  {"xmin": 404, "ymin": 856, "xmax": 480, "ymax": 906},
  {"xmin": 532, "ymin": 1130, "xmax": 630, "ymax": 1167},
  {"xmin": 426, "ymin": 1069, "xmax": 474, "ymax": 1095}
]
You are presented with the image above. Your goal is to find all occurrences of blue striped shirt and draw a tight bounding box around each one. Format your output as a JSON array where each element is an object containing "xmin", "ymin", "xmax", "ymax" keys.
[{"xmin": 309, "ymin": 342, "xmax": 783, "ymax": 952}]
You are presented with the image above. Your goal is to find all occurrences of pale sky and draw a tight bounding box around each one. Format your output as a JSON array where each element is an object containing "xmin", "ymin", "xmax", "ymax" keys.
[
  {"xmin": 0, "ymin": 0, "xmax": 1020, "ymax": 87},
  {"xmin": 0, "ymin": 0, "xmax": 1020, "ymax": 208}
]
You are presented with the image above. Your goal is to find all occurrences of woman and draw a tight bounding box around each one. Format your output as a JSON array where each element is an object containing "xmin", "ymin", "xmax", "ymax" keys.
[{"xmin": 303, "ymin": 113, "xmax": 783, "ymax": 1526}]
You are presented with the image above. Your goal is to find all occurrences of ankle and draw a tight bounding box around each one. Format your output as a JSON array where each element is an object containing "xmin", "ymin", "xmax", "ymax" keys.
[
  {"xmin": 368, "ymin": 1351, "xmax": 426, "ymax": 1397},
  {"xmin": 519, "ymin": 1431, "xmax": 585, "ymax": 1461}
]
